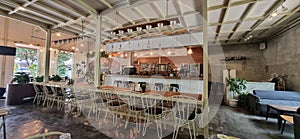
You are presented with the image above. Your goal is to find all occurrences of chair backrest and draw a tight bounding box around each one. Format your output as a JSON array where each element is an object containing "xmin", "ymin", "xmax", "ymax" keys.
[
  {"xmin": 294, "ymin": 114, "xmax": 300, "ymax": 139},
  {"xmin": 42, "ymin": 84, "xmax": 52, "ymax": 94},
  {"xmin": 114, "ymin": 80, "xmax": 122, "ymax": 87},
  {"xmin": 171, "ymin": 95, "xmax": 200, "ymax": 121},
  {"xmin": 32, "ymin": 83, "xmax": 42, "ymax": 93},
  {"xmin": 154, "ymin": 83, "xmax": 164, "ymax": 91},
  {"xmin": 142, "ymin": 93, "xmax": 164, "ymax": 109}
]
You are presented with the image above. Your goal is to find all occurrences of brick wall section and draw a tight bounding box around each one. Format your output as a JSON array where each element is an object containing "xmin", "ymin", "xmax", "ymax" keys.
[{"xmin": 132, "ymin": 47, "xmax": 203, "ymax": 71}]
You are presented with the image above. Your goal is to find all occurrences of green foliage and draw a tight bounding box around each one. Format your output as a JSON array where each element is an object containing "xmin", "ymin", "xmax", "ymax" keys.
[
  {"xmin": 57, "ymin": 53, "xmax": 72, "ymax": 77},
  {"xmin": 29, "ymin": 64, "xmax": 37, "ymax": 77},
  {"xmin": 35, "ymin": 75, "xmax": 44, "ymax": 82},
  {"xmin": 50, "ymin": 75, "xmax": 62, "ymax": 82},
  {"xmin": 238, "ymin": 93, "xmax": 249, "ymax": 107},
  {"xmin": 11, "ymin": 72, "xmax": 30, "ymax": 84},
  {"xmin": 16, "ymin": 48, "xmax": 38, "ymax": 67},
  {"xmin": 226, "ymin": 78, "xmax": 247, "ymax": 99},
  {"xmin": 101, "ymin": 51, "xmax": 108, "ymax": 58}
]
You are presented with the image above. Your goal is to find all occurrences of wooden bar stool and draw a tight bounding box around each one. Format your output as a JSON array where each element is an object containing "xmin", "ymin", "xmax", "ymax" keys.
[
  {"xmin": 280, "ymin": 115, "xmax": 294, "ymax": 134},
  {"xmin": 0, "ymin": 109, "xmax": 9, "ymax": 139}
]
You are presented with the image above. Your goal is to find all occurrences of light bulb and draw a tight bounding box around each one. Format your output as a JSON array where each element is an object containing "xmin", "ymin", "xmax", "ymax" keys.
[
  {"xmin": 120, "ymin": 53, "xmax": 124, "ymax": 58},
  {"xmin": 150, "ymin": 50, "xmax": 153, "ymax": 55},
  {"xmin": 167, "ymin": 49, "xmax": 171, "ymax": 55},
  {"xmin": 56, "ymin": 33, "xmax": 61, "ymax": 37},
  {"xmin": 271, "ymin": 12, "xmax": 278, "ymax": 17},
  {"xmin": 109, "ymin": 54, "xmax": 112, "ymax": 58},
  {"xmin": 72, "ymin": 47, "xmax": 75, "ymax": 50},
  {"xmin": 133, "ymin": 52, "xmax": 138, "ymax": 57},
  {"xmin": 187, "ymin": 47, "xmax": 193, "ymax": 55},
  {"xmin": 100, "ymin": 48, "xmax": 103, "ymax": 52}
]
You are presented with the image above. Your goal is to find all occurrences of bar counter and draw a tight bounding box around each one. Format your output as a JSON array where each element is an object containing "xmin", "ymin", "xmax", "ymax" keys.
[{"xmin": 104, "ymin": 74, "xmax": 204, "ymax": 94}]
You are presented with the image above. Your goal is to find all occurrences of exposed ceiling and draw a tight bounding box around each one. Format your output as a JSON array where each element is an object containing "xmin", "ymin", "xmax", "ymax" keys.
[{"xmin": 0, "ymin": 0, "xmax": 299, "ymax": 46}]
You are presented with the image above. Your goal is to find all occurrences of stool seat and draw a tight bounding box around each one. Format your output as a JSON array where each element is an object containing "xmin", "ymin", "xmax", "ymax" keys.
[{"xmin": 0, "ymin": 109, "xmax": 9, "ymax": 139}]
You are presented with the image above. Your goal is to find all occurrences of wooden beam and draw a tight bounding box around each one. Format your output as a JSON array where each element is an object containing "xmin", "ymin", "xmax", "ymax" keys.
[
  {"xmin": 173, "ymin": 0, "xmax": 187, "ymax": 28},
  {"xmin": 227, "ymin": 3, "xmax": 255, "ymax": 41},
  {"xmin": 238, "ymin": 0, "xmax": 285, "ymax": 42},
  {"xmin": 215, "ymin": 0, "xmax": 230, "ymax": 39},
  {"xmin": 208, "ymin": 0, "xmax": 265, "ymax": 11},
  {"xmin": 34, "ymin": 2, "xmax": 75, "ymax": 20}
]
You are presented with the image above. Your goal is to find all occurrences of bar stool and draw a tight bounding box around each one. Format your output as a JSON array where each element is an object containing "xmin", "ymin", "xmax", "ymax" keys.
[
  {"xmin": 154, "ymin": 83, "xmax": 164, "ymax": 91},
  {"xmin": 0, "ymin": 109, "xmax": 9, "ymax": 139},
  {"xmin": 114, "ymin": 80, "xmax": 122, "ymax": 87}
]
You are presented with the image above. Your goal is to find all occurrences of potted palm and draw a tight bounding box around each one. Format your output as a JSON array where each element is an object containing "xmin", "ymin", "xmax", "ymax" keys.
[{"xmin": 226, "ymin": 78, "xmax": 247, "ymax": 107}]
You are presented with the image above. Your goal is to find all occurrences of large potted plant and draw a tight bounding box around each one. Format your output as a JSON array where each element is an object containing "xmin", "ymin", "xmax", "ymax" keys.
[
  {"xmin": 7, "ymin": 72, "xmax": 35, "ymax": 105},
  {"xmin": 226, "ymin": 78, "xmax": 247, "ymax": 107}
]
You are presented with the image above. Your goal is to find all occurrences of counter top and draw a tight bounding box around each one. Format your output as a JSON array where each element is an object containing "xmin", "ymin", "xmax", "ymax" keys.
[{"xmin": 105, "ymin": 74, "xmax": 203, "ymax": 80}]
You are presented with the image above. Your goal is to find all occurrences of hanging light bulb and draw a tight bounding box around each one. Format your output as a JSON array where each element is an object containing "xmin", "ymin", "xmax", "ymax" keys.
[
  {"xmin": 133, "ymin": 51, "xmax": 138, "ymax": 57},
  {"xmin": 109, "ymin": 54, "xmax": 112, "ymax": 58},
  {"xmin": 120, "ymin": 53, "xmax": 124, "ymax": 58},
  {"xmin": 188, "ymin": 47, "xmax": 193, "ymax": 55},
  {"xmin": 150, "ymin": 49, "xmax": 153, "ymax": 55},
  {"xmin": 72, "ymin": 46, "xmax": 75, "ymax": 50},
  {"xmin": 167, "ymin": 49, "xmax": 171, "ymax": 55},
  {"xmin": 271, "ymin": 11, "xmax": 278, "ymax": 17},
  {"xmin": 100, "ymin": 48, "xmax": 104, "ymax": 52},
  {"xmin": 125, "ymin": 53, "xmax": 128, "ymax": 57}
]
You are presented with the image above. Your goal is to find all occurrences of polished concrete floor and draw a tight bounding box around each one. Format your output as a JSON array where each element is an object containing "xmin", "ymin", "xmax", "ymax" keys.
[{"xmin": 0, "ymin": 99, "xmax": 294, "ymax": 139}]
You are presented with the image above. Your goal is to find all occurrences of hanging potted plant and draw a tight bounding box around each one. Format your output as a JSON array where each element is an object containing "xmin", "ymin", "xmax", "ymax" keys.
[{"xmin": 226, "ymin": 78, "xmax": 247, "ymax": 107}]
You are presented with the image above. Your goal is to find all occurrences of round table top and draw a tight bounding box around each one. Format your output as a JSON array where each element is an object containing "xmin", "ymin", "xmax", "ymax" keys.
[{"xmin": 0, "ymin": 109, "xmax": 9, "ymax": 116}]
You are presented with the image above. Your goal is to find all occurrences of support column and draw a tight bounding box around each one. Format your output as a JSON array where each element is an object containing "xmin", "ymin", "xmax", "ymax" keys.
[
  {"xmin": 94, "ymin": 15, "xmax": 102, "ymax": 87},
  {"xmin": 0, "ymin": 18, "xmax": 9, "ymax": 87},
  {"xmin": 44, "ymin": 26, "xmax": 51, "ymax": 83},
  {"xmin": 202, "ymin": 0, "xmax": 209, "ymax": 138}
]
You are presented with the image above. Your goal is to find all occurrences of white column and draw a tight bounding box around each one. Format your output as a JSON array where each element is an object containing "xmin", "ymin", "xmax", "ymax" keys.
[
  {"xmin": 94, "ymin": 15, "xmax": 102, "ymax": 87},
  {"xmin": 44, "ymin": 26, "xmax": 51, "ymax": 83}
]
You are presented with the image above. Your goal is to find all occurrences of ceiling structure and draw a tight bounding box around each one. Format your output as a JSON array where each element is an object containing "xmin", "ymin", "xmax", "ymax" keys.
[{"xmin": 0, "ymin": 0, "xmax": 299, "ymax": 47}]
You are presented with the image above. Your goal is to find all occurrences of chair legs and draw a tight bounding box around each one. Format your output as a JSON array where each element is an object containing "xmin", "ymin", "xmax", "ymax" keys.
[{"xmin": 281, "ymin": 120, "xmax": 286, "ymax": 134}]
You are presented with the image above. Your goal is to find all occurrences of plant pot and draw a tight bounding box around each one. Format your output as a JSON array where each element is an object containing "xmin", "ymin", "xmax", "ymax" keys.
[{"xmin": 228, "ymin": 99, "xmax": 238, "ymax": 107}]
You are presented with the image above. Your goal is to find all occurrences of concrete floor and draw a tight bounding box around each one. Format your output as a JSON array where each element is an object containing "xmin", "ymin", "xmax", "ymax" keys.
[{"xmin": 0, "ymin": 99, "xmax": 294, "ymax": 139}]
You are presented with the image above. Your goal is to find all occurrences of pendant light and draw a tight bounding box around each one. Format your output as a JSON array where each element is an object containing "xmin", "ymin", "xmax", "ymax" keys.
[{"xmin": 188, "ymin": 34, "xmax": 193, "ymax": 55}]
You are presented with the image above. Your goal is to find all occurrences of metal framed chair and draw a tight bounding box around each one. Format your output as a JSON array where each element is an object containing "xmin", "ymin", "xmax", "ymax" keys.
[
  {"xmin": 25, "ymin": 132, "xmax": 69, "ymax": 139},
  {"xmin": 103, "ymin": 90, "xmax": 128, "ymax": 126},
  {"xmin": 171, "ymin": 95, "xmax": 202, "ymax": 139},
  {"xmin": 142, "ymin": 93, "xmax": 167, "ymax": 139},
  {"xmin": 32, "ymin": 82, "xmax": 44, "ymax": 105},
  {"xmin": 118, "ymin": 91, "xmax": 144, "ymax": 133}
]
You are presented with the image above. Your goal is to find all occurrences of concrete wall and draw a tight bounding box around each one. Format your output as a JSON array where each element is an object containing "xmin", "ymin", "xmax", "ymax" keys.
[
  {"xmin": 264, "ymin": 24, "xmax": 300, "ymax": 91},
  {"xmin": 208, "ymin": 43, "xmax": 266, "ymax": 82}
]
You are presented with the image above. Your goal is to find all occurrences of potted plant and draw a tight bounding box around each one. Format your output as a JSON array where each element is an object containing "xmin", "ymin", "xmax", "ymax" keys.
[
  {"xmin": 11, "ymin": 72, "xmax": 30, "ymax": 84},
  {"xmin": 238, "ymin": 92, "xmax": 249, "ymax": 107},
  {"xmin": 34, "ymin": 75, "xmax": 44, "ymax": 82},
  {"xmin": 226, "ymin": 78, "xmax": 247, "ymax": 107},
  {"xmin": 50, "ymin": 75, "xmax": 62, "ymax": 82}
]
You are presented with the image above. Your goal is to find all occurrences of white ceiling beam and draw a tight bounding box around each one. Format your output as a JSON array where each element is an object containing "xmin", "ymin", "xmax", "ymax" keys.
[
  {"xmin": 72, "ymin": 0, "xmax": 98, "ymax": 15},
  {"xmin": 118, "ymin": 12, "xmax": 135, "ymax": 25},
  {"xmin": 0, "ymin": 8, "xmax": 48, "ymax": 29},
  {"xmin": 97, "ymin": 0, "xmax": 113, "ymax": 8},
  {"xmin": 33, "ymin": 2, "xmax": 75, "ymax": 21},
  {"xmin": 51, "ymin": 0, "xmax": 87, "ymax": 17},
  {"xmin": 7, "ymin": 0, "xmax": 38, "ymax": 15},
  {"xmin": 173, "ymin": 0, "xmax": 187, "ymax": 28},
  {"xmin": 266, "ymin": 16, "xmax": 300, "ymax": 40},
  {"xmin": 3, "ymin": 0, "xmax": 66, "ymax": 24},
  {"xmin": 149, "ymin": 1, "xmax": 164, "ymax": 19},
  {"xmin": 132, "ymin": 7, "xmax": 150, "ymax": 22}
]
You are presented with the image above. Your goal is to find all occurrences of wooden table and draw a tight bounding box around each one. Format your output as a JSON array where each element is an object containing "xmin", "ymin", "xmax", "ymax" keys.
[
  {"xmin": 266, "ymin": 104, "xmax": 298, "ymax": 129},
  {"xmin": 0, "ymin": 109, "xmax": 9, "ymax": 139},
  {"xmin": 280, "ymin": 115, "xmax": 293, "ymax": 134}
]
